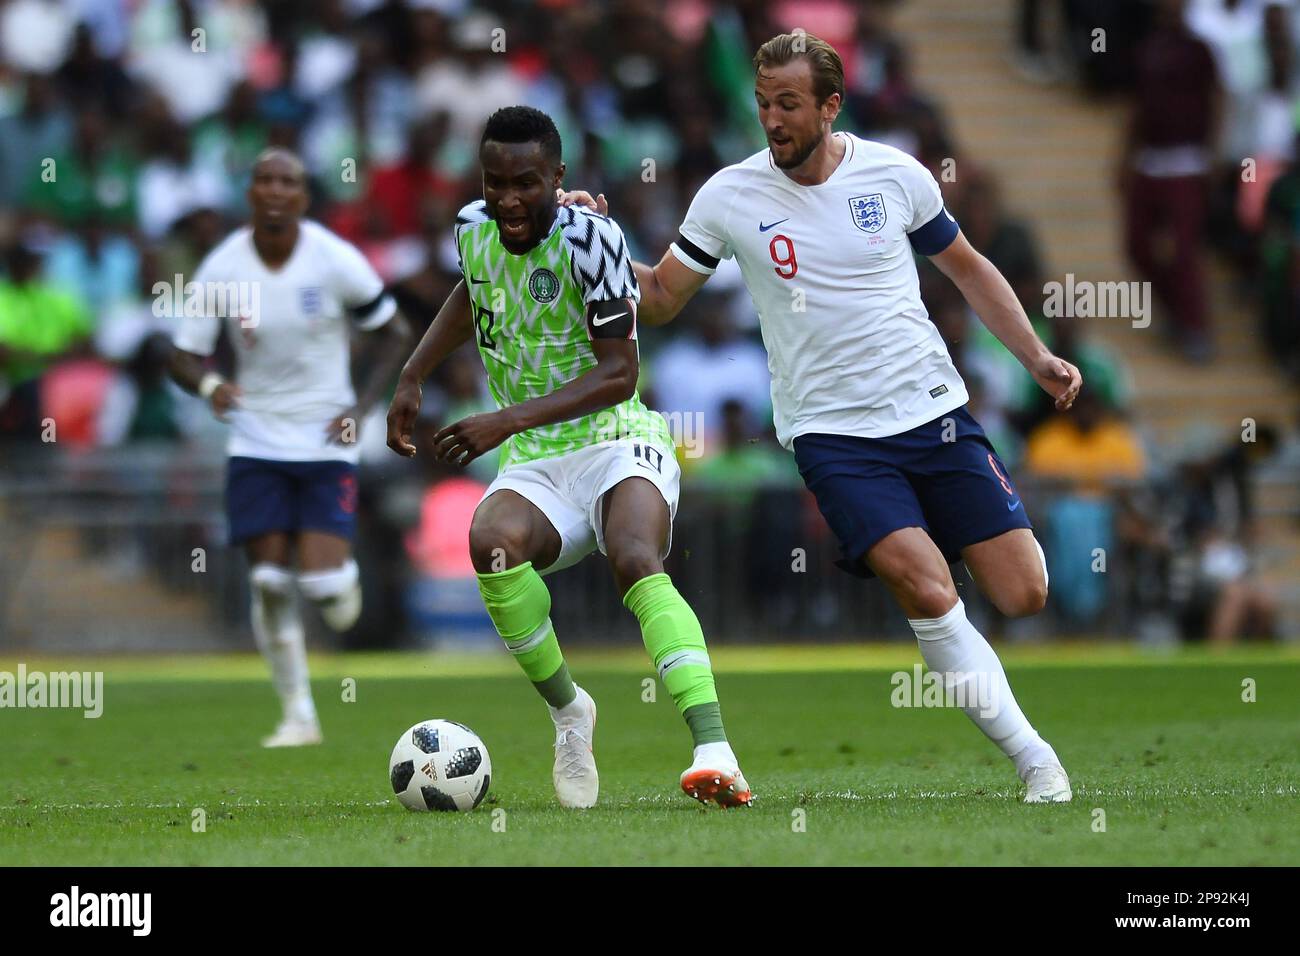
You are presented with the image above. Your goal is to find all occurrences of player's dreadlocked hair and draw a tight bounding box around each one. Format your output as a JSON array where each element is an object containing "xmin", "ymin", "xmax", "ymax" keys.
[
  {"xmin": 481, "ymin": 105, "xmax": 563, "ymax": 165},
  {"xmin": 753, "ymin": 31, "xmax": 846, "ymax": 106}
]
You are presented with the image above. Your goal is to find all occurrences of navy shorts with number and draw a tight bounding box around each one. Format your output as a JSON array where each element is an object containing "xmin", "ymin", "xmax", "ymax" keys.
[
  {"xmin": 226, "ymin": 456, "xmax": 359, "ymax": 545},
  {"xmin": 793, "ymin": 406, "xmax": 1031, "ymax": 578}
]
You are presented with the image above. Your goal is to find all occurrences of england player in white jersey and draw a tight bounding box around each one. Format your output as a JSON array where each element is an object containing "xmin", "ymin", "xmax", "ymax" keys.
[
  {"xmin": 170, "ymin": 149, "xmax": 411, "ymax": 747},
  {"xmin": 565, "ymin": 34, "xmax": 1081, "ymax": 803}
]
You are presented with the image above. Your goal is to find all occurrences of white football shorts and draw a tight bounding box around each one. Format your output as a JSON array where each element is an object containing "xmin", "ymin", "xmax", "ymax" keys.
[{"xmin": 478, "ymin": 440, "xmax": 680, "ymax": 575}]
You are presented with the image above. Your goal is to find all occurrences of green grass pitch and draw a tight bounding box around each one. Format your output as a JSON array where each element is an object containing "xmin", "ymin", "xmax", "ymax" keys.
[{"xmin": 1, "ymin": 645, "xmax": 1296, "ymax": 866}]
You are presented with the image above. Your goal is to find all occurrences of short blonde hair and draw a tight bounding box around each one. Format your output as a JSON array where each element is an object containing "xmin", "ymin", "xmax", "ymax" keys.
[{"xmin": 753, "ymin": 32, "xmax": 845, "ymax": 105}]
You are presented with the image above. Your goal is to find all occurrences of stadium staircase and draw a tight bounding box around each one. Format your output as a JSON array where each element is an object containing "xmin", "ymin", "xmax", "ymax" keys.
[
  {"xmin": 896, "ymin": 0, "xmax": 1300, "ymax": 632},
  {"xmin": 0, "ymin": 518, "xmax": 218, "ymax": 652},
  {"xmin": 0, "ymin": 447, "xmax": 235, "ymax": 652}
]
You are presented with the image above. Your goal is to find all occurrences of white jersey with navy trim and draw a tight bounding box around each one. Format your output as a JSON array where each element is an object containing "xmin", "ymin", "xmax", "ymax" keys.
[
  {"xmin": 173, "ymin": 219, "xmax": 396, "ymax": 463},
  {"xmin": 670, "ymin": 132, "xmax": 967, "ymax": 448}
]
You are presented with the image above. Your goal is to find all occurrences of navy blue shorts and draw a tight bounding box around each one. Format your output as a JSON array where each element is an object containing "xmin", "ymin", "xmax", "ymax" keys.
[
  {"xmin": 793, "ymin": 406, "xmax": 1032, "ymax": 578},
  {"xmin": 226, "ymin": 457, "xmax": 359, "ymax": 545}
]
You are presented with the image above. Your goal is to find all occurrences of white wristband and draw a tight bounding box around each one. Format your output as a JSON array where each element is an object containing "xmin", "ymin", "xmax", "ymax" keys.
[{"xmin": 198, "ymin": 372, "xmax": 226, "ymax": 400}]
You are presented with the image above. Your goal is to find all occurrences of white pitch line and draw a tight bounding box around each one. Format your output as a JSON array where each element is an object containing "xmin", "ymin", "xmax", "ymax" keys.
[{"xmin": 2, "ymin": 785, "xmax": 1294, "ymax": 813}]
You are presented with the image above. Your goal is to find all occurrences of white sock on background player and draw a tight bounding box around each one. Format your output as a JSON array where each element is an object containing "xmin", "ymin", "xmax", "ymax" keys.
[
  {"xmin": 250, "ymin": 563, "xmax": 317, "ymax": 726},
  {"xmin": 908, "ymin": 598, "xmax": 1058, "ymax": 773},
  {"xmin": 297, "ymin": 559, "xmax": 362, "ymax": 632}
]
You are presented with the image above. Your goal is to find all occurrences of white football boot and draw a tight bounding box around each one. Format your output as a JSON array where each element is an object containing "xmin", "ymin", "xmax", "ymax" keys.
[
  {"xmin": 261, "ymin": 717, "xmax": 323, "ymax": 748},
  {"xmin": 550, "ymin": 685, "xmax": 598, "ymax": 808},
  {"xmin": 680, "ymin": 741, "xmax": 754, "ymax": 808},
  {"xmin": 1022, "ymin": 762, "xmax": 1073, "ymax": 803}
]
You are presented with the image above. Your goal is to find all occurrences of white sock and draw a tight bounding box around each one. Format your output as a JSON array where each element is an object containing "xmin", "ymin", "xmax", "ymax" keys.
[
  {"xmin": 297, "ymin": 559, "xmax": 362, "ymax": 632},
  {"xmin": 909, "ymin": 598, "xmax": 1051, "ymax": 771},
  {"xmin": 1009, "ymin": 739, "xmax": 1061, "ymax": 779},
  {"xmin": 250, "ymin": 564, "xmax": 317, "ymax": 724},
  {"xmin": 693, "ymin": 741, "xmax": 738, "ymax": 769},
  {"xmin": 550, "ymin": 685, "xmax": 587, "ymax": 723}
]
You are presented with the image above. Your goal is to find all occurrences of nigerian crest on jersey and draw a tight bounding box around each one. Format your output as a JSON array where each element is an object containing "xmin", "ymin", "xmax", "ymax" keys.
[{"xmin": 528, "ymin": 268, "xmax": 560, "ymax": 303}]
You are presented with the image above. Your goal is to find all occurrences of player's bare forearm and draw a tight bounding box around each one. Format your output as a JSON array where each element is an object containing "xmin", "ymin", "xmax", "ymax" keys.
[
  {"xmin": 168, "ymin": 344, "xmax": 241, "ymax": 419},
  {"xmin": 964, "ymin": 264, "xmax": 1047, "ymax": 367},
  {"xmin": 632, "ymin": 260, "xmax": 674, "ymax": 326},
  {"xmin": 167, "ymin": 347, "xmax": 209, "ymax": 394},
  {"xmin": 504, "ymin": 339, "xmax": 638, "ymax": 433},
  {"xmin": 397, "ymin": 280, "xmax": 473, "ymax": 386},
  {"xmin": 387, "ymin": 282, "xmax": 473, "ymax": 457},
  {"xmin": 931, "ymin": 232, "xmax": 1081, "ymax": 410},
  {"xmin": 431, "ymin": 340, "xmax": 638, "ymax": 466},
  {"xmin": 354, "ymin": 311, "xmax": 413, "ymax": 411},
  {"xmin": 931, "ymin": 234, "xmax": 1048, "ymax": 368},
  {"xmin": 634, "ymin": 252, "xmax": 708, "ymax": 327}
]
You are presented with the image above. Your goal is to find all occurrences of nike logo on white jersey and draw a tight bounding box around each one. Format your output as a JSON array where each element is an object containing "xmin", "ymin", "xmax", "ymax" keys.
[{"xmin": 592, "ymin": 311, "xmax": 627, "ymax": 327}]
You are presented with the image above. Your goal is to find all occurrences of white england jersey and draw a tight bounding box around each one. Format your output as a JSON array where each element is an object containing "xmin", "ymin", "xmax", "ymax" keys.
[
  {"xmin": 173, "ymin": 220, "xmax": 396, "ymax": 463},
  {"xmin": 670, "ymin": 132, "xmax": 967, "ymax": 449}
]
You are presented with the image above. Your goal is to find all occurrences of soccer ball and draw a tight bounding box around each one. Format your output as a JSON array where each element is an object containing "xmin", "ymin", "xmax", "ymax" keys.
[{"xmin": 389, "ymin": 719, "xmax": 492, "ymax": 812}]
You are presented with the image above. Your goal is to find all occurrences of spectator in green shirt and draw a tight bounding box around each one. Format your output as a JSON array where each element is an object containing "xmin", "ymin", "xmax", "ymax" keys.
[
  {"xmin": 23, "ymin": 107, "xmax": 138, "ymax": 230},
  {"xmin": 0, "ymin": 241, "xmax": 92, "ymax": 438},
  {"xmin": 694, "ymin": 399, "xmax": 802, "ymax": 512},
  {"xmin": 0, "ymin": 74, "xmax": 73, "ymax": 209}
]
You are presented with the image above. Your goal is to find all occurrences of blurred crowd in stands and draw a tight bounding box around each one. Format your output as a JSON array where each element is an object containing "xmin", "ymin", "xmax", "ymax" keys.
[
  {"xmin": 1019, "ymin": 0, "xmax": 1300, "ymax": 373},
  {"xmin": 1006, "ymin": 0, "xmax": 1296, "ymax": 641},
  {"xmin": 0, "ymin": 0, "xmax": 1291, "ymax": 644}
]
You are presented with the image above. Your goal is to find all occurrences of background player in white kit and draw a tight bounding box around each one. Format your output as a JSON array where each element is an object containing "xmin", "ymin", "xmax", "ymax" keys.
[
  {"xmin": 170, "ymin": 149, "xmax": 411, "ymax": 747},
  {"xmin": 565, "ymin": 34, "xmax": 1083, "ymax": 803}
]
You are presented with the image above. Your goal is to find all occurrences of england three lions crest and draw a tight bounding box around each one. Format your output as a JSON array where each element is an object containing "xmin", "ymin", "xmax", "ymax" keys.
[{"xmin": 849, "ymin": 194, "xmax": 887, "ymax": 234}]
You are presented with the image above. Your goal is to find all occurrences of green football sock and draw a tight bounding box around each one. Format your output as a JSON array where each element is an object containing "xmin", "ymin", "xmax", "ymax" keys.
[
  {"xmin": 623, "ymin": 572, "xmax": 727, "ymax": 745},
  {"xmin": 477, "ymin": 562, "xmax": 576, "ymax": 709}
]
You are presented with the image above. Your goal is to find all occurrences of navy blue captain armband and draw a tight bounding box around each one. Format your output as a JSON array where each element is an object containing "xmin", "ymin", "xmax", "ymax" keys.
[{"xmin": 907, "ymin": 208, "xmax": 961, "ymax": 256}]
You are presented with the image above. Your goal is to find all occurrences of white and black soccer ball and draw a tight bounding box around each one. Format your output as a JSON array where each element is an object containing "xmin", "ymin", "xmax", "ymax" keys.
[{"xmin": 389, "ymin": 719, "xmax": 492, "ymax": 812}]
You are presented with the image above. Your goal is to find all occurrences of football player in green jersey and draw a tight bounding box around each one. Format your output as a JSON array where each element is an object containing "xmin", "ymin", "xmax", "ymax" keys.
[{"xmin": 387, "ymin": 106, "xmax": 752, "ymax": 809}]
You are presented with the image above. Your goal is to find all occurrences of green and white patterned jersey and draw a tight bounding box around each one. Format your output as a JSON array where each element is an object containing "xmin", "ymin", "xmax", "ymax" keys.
[{"xmin": 454, "ymin": 200, "xmax": 672, "ymax": 471}]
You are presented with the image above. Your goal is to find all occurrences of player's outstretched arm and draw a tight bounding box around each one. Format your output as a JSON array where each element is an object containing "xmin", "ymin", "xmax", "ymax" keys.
[
  {"xmin": 386, "ymin": 280, "xmax": 473, "ymax": 457},
  {"xmin": 432, "ymin": 301, "xmax": 639, "ymax": 467},
  {"xmin": 632, "ymin": 252, "xmax": 709, "ymax": 327},
  {"xmin": 930, "ymin": 232, "xmax": 1082, "ymax": 411}
]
